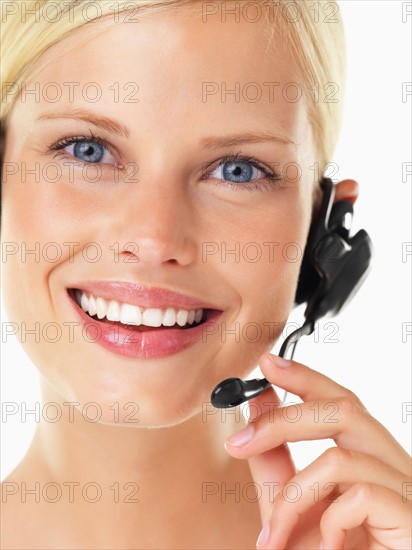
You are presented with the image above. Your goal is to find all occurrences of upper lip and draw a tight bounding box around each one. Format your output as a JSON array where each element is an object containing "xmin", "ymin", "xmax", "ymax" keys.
[{"xmin": 68, "ymin": 281, "xmax": 223, "ymax": 311}]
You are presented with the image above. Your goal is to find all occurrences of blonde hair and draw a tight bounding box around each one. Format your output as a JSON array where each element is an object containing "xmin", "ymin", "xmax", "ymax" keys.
[{"xmin": 1, "ymin": 0, "xmax": 346, "ymax": 177}]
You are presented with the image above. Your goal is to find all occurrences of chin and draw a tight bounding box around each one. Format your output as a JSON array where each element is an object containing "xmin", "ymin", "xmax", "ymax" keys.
[{"xmin": 39, "ymin": 372, "xmax": 209, "ymax": 429}]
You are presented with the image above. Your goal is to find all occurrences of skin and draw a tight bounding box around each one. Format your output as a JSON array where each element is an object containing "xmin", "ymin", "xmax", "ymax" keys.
[{"xmin": 1, "ymin": 4, "xmax": 410, "ymax": 550}]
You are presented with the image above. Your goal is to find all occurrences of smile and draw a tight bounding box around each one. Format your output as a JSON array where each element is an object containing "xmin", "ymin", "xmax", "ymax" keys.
[
  {"xmin": 66, "ymin": 284, "xmax": 223, "ymax": 359},
  {"xmin": 72, "ymin": 289, "xmax": 206, "ymax": 330}
]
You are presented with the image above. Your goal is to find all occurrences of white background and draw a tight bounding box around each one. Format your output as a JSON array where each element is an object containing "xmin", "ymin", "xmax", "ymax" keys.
[{"xmin": 1, "ymin": 0, "xmax": 411, "ymax": 478}]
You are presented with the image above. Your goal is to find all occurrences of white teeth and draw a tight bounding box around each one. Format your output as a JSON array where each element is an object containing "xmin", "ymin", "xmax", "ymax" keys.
[
  {"xmin": 106, "ymin": 300, "xmax": 121, "ymax": 322},
  {"xmin": 74, "ymin": 290, "xmax": 205, "ymax": 328},
  {"xmin": 176, "ymin": 309, "xmax": 189, "ymax": 327},
  {"xmin": 162, "ymin": 307, "xmax": 177, "ymax": 326},
  {"xmin": 80, "ymin": 292, "xmax": 89, "ymax": 312},
  {"xmin": 96, "ymin": 297, "xmax": 107, "ymax": 320},
  {"xmin": 88, "ymin": 295, "xmax": 97, "ymax": 317},
  {"xmin": 120, "ymin": 303, "xmax": 142, "ymax": 326},
  {"xmin": 142, "ymin": 308, "xmax": 163, "ymax": 327}
]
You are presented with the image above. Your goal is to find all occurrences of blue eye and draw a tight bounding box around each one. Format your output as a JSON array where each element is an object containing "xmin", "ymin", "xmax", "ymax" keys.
[
  {"xmin": 48, "ymin": 134, "xmax": 119, "ymax": 166},
  {"xmin": 204, "ymin": 153, "xmax": 282, "ymax": 191},
  {"xmin": 209, "ymin": 159, "xmax": 264, "ymax": 184},
  {"xmin": 71, "ymin": 140, "xmax": 105, "ymax": 163}
]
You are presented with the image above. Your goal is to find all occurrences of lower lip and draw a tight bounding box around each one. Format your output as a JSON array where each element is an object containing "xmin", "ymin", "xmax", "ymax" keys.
[{"xmin": 66, "ymin": 290, "xmax": 223, "ymax": 359}]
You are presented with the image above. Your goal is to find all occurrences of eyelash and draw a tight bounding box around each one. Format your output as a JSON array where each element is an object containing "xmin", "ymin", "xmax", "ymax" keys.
[
  {"xmin": 48, "ymin": 131, "xmax": 120, "ymax": 167},
  {"xmin": 47, "ymin": 133, "xmax": 283, "ymax": 191},
  {"xmin": 201, "ymin": 151, "xmax": 282, "ymax": 192}
]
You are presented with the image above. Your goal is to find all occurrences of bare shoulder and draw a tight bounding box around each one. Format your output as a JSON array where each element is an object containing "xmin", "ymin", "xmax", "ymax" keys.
[
  {"xmin": 0, "ymin": 477, "xmax": 60, "ymax": 550},
  {"xmin": 0, "ymin": 459, "xmax": 263, "ymax": 550},
  {"xmin": 1, "ymin": 481, "xmax": 27, "ymax": 550}
]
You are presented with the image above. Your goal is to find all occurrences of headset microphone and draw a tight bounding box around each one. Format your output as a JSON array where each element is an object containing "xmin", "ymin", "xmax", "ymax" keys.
[{"xmin": 210, "ymin": 177, "xmax": 374, "ymax": 408}]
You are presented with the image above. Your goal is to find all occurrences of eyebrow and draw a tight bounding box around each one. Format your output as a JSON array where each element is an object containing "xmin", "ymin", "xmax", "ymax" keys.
[
  {"xmin": 36, "ymin": 109, "xmax": 295, "ymax": 148},
  {"xmin": 36, "ymin": 109, "xmax": 130, "ymax": 138},
  {"xmin": 200, "ymin": 132, "xmax": 295, "ymax": 150}
]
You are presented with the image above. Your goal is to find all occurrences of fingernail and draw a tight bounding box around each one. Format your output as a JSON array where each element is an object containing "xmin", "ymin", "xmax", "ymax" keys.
[
  {"xmin": 320, "ymin": 540, "xmax": 324, "ymax": 550},
  {"xmin": 256, "ymin": 520, "xmax": 270, "ymax": 548},
  {"xmin": 225, "ymin": 424, "xmax": 254, "ymax": 447},
  {"xmin": 266, "ymin": 353, "xmax": 291, "ymax": 368}
]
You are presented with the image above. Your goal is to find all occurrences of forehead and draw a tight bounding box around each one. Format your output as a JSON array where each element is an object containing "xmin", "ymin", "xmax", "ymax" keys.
[{"xmin": 7, "ymin": 6, "xmax": 308, "ymax": 149}]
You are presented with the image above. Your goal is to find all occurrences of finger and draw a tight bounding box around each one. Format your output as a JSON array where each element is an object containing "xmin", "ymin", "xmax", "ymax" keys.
[
  {"xmin": 253, "ymin": 353, "xmax": 411, "ymax": 475},
  {"xmin": 246, "ymin": 385, "xmax": 297, "ymax": 524},
  {"xmin": 260, "ymin": 352, "xmax": 368, "ymax": 407},
  {"xmin": 225, "ymin": 395, "xmax": 412, "ymax": 477},
  {"xmin": 319, "ymin": 483, "xmax": 412, "ymax": 550},
  {"xmin": 247, "ymin": 384, "xmax": 282, "ymax": 423},
  {"xmin": 248, "ymin": 440, "xmax": 296, "ymax": 526},
  {"xmin": 254, "ymin": 447, "xmax": 410, "ymax": 548},
  {"xmin": 236, "ymin": 384, "xmax": 296, "ymax": 523},
  {"xmin": 254, "ymin": 446, "xmax": 410, "ymax": 549}
]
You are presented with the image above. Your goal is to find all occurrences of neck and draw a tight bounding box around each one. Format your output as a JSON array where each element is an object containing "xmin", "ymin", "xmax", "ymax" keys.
[{"xmin": 14, "ymin": 379, "xmax": 253, "ymax": 548}]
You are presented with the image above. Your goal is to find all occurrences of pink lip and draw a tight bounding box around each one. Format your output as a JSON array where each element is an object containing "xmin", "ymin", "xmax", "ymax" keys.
[
  {"xmin": 66, "ymin": 287, "xmax": 223, "ymax": 359},
  {"xmin": 70, "ymin": 280, "xmax": 223, "ymax": 310}
]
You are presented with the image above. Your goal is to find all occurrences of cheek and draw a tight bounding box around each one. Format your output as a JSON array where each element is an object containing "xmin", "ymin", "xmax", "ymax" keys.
[
  {"xmin": 228, "ymin": 241, "xmax": 303, "ymax": 339},
  {"xmin": 1, "ymin": 154, "xmax": 104, "ymax": 299},
  {"xmin": 0, "ymin": 162, "xmax": 93, "ymax": 355},
  {"xmin": 220, "ymin": 199, "xmax": 309, "ymax": 293},
  {"xmin": 2, "ymin": 158, "xmax": 80, "ymax": 243},
  {"xmin": 207, "ymin": 192, "xmax": 310, "ymax": 353}
]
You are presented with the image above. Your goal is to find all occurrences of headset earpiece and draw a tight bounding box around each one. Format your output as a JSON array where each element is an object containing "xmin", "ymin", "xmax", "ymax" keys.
[{"xmin": 294, "ymin": 177, "xmax": 374, "ymax": 322}]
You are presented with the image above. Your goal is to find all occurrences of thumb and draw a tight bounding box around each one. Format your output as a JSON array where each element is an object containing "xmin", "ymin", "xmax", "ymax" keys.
[{"xmin": 246, "ymin": 384, "xmax": 297, "ymax": 525}]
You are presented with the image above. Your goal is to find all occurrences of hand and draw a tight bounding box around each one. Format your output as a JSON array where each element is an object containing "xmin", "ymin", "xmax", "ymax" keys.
[{"xmin": 223, "ymin": 353, "xmax": 412, "ymax": 550}]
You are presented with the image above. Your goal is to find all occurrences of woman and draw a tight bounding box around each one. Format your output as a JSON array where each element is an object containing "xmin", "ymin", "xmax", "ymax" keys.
[{"xmin": 1, "ymin": 0, "xmax": 411, "ymax": 548}]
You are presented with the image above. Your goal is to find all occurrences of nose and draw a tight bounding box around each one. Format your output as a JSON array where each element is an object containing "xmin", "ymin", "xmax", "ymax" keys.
[{"xmin": 113, "ymin": 176, "xmax": 197, "ymax": 268}]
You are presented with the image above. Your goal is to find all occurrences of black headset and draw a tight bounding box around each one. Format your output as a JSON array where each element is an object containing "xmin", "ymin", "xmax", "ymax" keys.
[{"xmin": 210, "ymin": 177, "xmax": 374, "ymax": 408}]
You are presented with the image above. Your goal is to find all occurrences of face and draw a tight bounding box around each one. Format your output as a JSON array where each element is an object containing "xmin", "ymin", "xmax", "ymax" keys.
[{"xmin": 1, "ymin": 5, "xmax": 316, "ymax": 426}]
